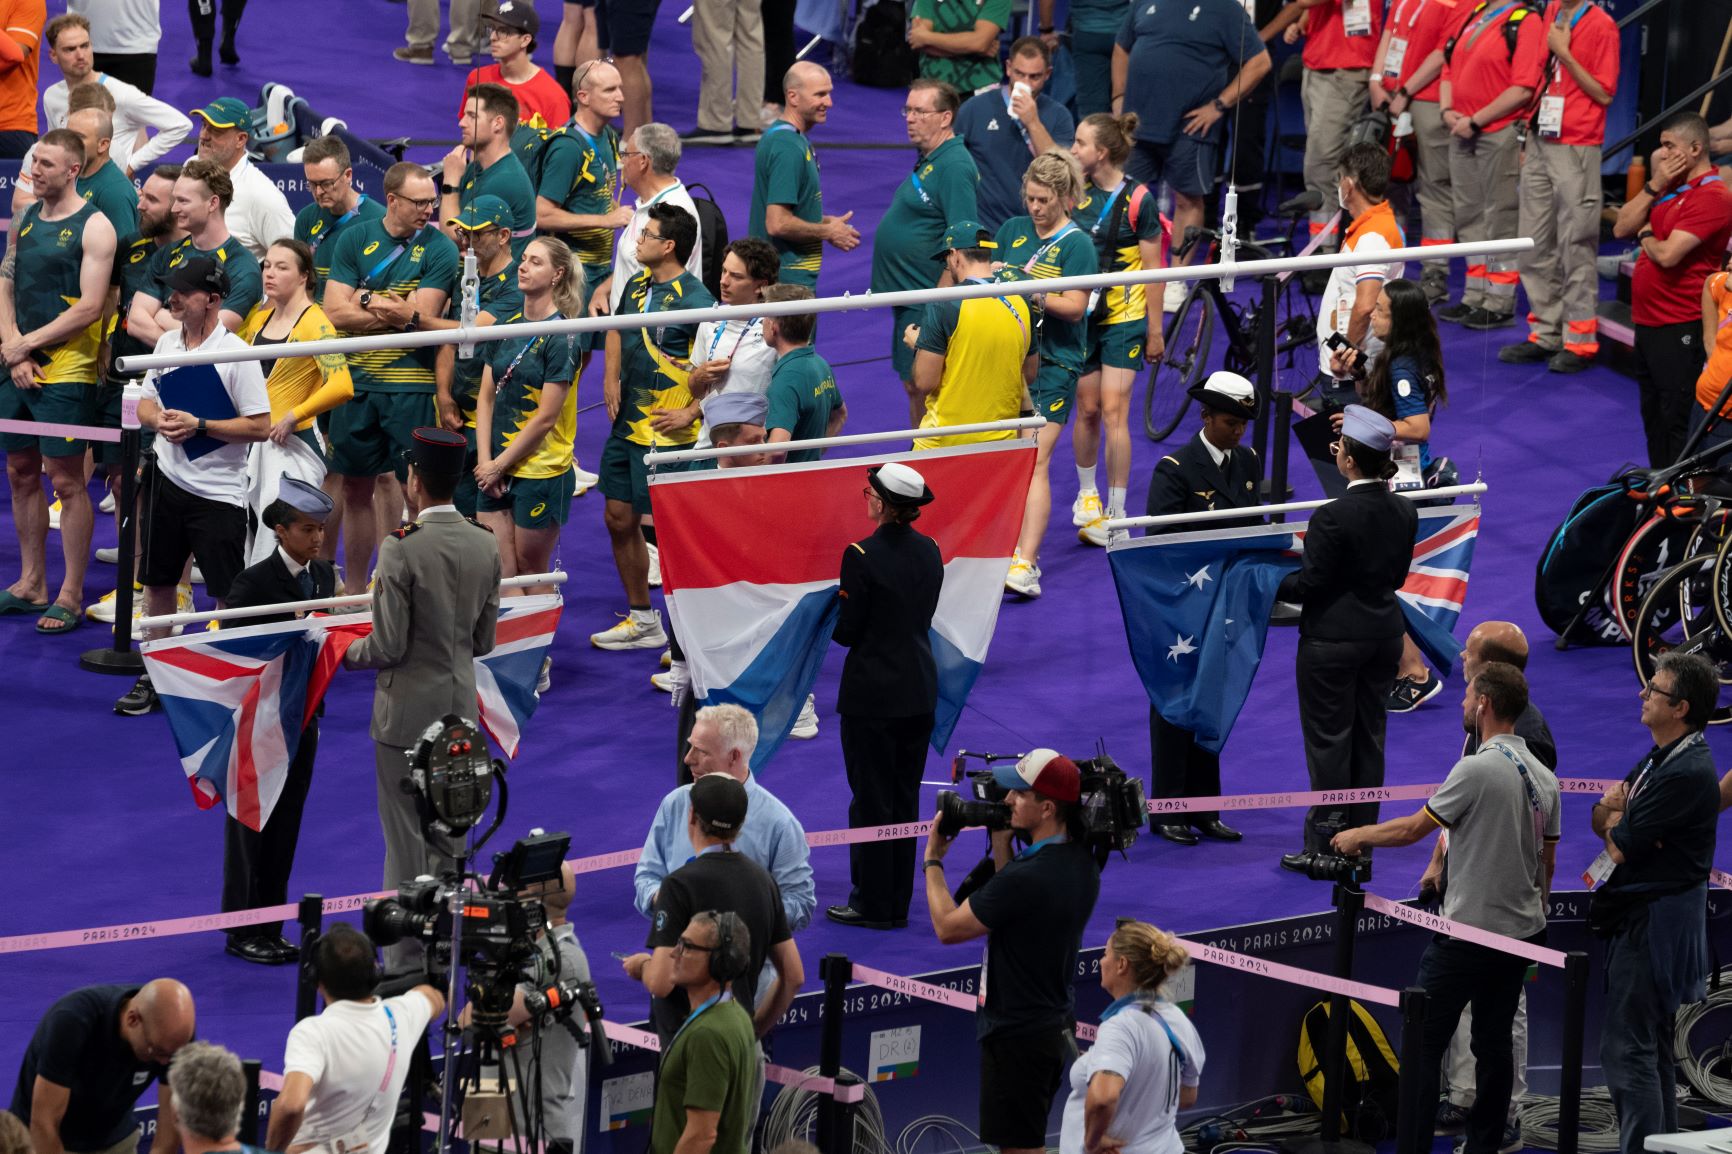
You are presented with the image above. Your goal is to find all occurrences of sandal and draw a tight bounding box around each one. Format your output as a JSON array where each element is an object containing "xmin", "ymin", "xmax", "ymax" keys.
[
  {"xmin": 35, "ymin": 604, "xmax": 81, "ymax": 634},
  {"xmin": 0, "ymin": 590, "xmax": 48, "ymax": 615}
]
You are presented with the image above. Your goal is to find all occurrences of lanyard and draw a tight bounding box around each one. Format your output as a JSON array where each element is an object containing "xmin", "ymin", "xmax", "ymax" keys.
[
  {"xmin": 494, "ymin": 313, "xmax": 563, "ymax": 394},
  {"xmin": 1464, "ymin": 1, "xmax": 1520, "ymax": 52},
  {"xmin": 1628, "ymin": 730, "xmax": 1705, "ymax": 804},
  {"xmin": 363, "ymin": 226, "xmax": 422, "ymax": 289},
  {"xmin": 909, "ymin": 167, "xmax": 931, "ymax": 206},
  {"xmin": 962, "ymin": 276, "xmax": 1029, "ymax": 344},
  {"xmin": 1097, "ymin": 994, "xmax": 1186, "ymax": 1106},
  {"xmin": 1482, "ymin": 738, "xmax": 1547, "ymax": 865},
  {"xmin": 765, "ymin": 121, "xmax": 799, "ymax": 137},
  {"xmin": 707, "ymin": 317, "xmax": 761, "ymax": 360},
  {"xmin": 1392, "ymin": 0, "xmax": 1429, "ymax": 27},
  {"xmin": 1544, "ymin": 3, "xmax": 1593, "ymax": 85},
  {"xmin": 1014, "ymin": 830, "xmax": 1066, "ymax": 860},
  {"xmin": 349, "ymin": 1002, "xmax": 400, "ymax": 1131},
  {"xmin": 1658, "ymin": 173, "xmax": 1723, "ymax": 207},
  {"xmin": 310, "ymin": 195, "xmax": 370, "ymax": 254},
  {"xmin": 570, "ymin": 121, "xmax": 619, "ymax": 200},
  {"xmin": 1024, "ymin": 221, "xmax": 1080, "ymax": 273},
  {"xmin": 1088, "ymin": 180, "xmax": 1128, "ymax": 238},
  {"xmin": 669, "ymin": 991, "xmax": 729, "ymax": 1049}
]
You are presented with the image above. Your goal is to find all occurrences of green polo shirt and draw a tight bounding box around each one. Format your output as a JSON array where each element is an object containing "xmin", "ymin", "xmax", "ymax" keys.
[
  {"xmin": 325, "ymin": 219, "xmax": 460, "ymax": 393},
  {"xmin": 749, "ymin": 121, "xmax": 824, "ymax": 286},
  {"xmin": 461, "ymin": 153, "xmax": 537, "ymax": 257},
  {"xmin": 145, "ymin": 234, "xmax": 263, "ymax": 319},
  {"xmin": 911, "ymin": 0, "xmax": 1014, "ymax": 94},
  {"xmin": 612, "ymin": 269, "xmax": 715, "ymax": 446},
  {"xmin": 453, "ymin": 260, "xmax": 524, "ymax": 425},
  {"xmin": 536, "ymin": 121, "xmax": 622, "ymax": 274},
  {"xmin": 648, "ymin": 999, "xmax": 758, "ymax": 1154},
  {"xmin": 76, "ymin": 161, "xmax": 138, "ymax": 236},
  {"xmin": 110, "ymin": 233, "xmax": 164, "ymax": 365},
  {"xmin": 295, "ymin": 194, "xmax": 387, "ymax": 300},
  {"xmin": 765, "ymin": 345, "xmax": 842, "ymax": 461},
  {"xmin": 994, "ymin": 215, "xmax": 1097, "ymax": 371},
  {"xmin": 868, "ymin": 136, "xmax": 979, "ymax": 294}
]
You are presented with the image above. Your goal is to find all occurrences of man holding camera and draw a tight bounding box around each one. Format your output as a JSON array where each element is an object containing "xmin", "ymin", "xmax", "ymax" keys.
[
  {"xmin": 1331, "ymin": 662, "xmax": 1559, "ymax": 1154},
  {"xmin": 266, "ymin": 925, "xmax": 446, "ymax": 1154},
  {"xmin": 923, "ymin": 749, "xmax": 1102, "ymax": 1154}
]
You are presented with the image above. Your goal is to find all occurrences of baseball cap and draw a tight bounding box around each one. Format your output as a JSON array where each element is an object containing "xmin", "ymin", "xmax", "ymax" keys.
[
  {"xmin": 447, "ymin": 194, "xmax": 513, "ymax": 232},
  {"xmin": 168, "ymin": 256, "xmax": 230, "ymax": 296},
  {"xmin": 488, "ymin": 0, "xmax": 541, "ymax": 35},
  {"xmin": 691, "ymin": 774, "xmax": 749, "ymax": 834},
  {"xmin": 931, "ymin": 219, "xmax": 996, "ymax": 261},
  {"xmin": 191, "ymin": 97, "xmax": 250, "ymax": 130},
  {"xmin": 990, "ymin": 748, "xmax": 1081, "ymax": 803}
]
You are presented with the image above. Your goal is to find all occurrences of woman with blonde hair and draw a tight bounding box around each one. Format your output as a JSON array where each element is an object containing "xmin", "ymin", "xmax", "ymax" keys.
[{"xmin": 1060, "ymin": 919, "xmax": 1204, "ymax": 1154}]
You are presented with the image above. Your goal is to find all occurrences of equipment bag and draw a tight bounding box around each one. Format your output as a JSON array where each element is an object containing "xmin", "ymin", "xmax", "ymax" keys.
[
  {"xmin": 683, "ymin": 181, "xmax": 730, "ymax": 300},
  {"xmin": 852, "ymin": 0, "xmax": 917, "ymax": 88},
  {"xmin": 1298, "ymin": 999, "xmax": 1400, "ymax": 1143},
  {"xmin": 1533, "ymin": 467, "xmax": 1648, "ymax": 646}
]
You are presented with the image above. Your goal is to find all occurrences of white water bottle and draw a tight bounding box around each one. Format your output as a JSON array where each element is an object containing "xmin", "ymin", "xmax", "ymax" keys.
[
  {"xmin": 457, "ymin": 251, "xmax": 480, "ymax": 360},
  {"xmin": 121, "ymin": 381, "xmax": 144, "ymax": 430}
]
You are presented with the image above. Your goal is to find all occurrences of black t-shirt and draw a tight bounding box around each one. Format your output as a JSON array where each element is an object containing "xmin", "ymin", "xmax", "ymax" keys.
[
  {"xmin": 1605, "ymin": 735, "xmax": 1721, "ymax": 896},
  {"xmin": 968, "ymin": 838, "xmax": 1101, "ymax": 1041},
  {"xmin": 645, "ymin": 848, "xmax": 791, "ymax": 1044},
  {"xmin": 11, "ymin": 985, "xmax": 166, "ymax": 1150}
]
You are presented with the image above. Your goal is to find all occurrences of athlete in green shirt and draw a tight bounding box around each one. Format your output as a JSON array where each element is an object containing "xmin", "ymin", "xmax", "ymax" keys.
[
  {"xmin": 748, "ymin": 62, "xmax": 860, "ymax": 288},
  {"xmin": 537, "ymin": 61, "xmax": 633, "ymax": 294},
  {"xmin": 910, "ymin": 0, "xmax": 1014, "ymax": 95},
  {"xmin": 442, "ymin": 84, "xmax": 538, "ymax": 258},
  {"xmin": 761, "ymin": 284, "xmax": 845, "ymax": 462},
  {"xmin": 127, "ymin": 159, "xmax": 263, "ymax": 339},
  {"xmin": 294, "ymin": 136, "xmax": 387, "ymax": 301}
]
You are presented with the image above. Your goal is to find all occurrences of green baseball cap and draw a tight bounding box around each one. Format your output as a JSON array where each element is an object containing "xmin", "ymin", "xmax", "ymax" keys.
[
  {"xmin": 931, "ymin": 220, "xmax": 996, "ymax": 261},
  {"xmin": 447, "ymin": 194, "xmax": 513, "ymax": 232},
  {"xmin": 191, "ymin": 96, "xmax": 251, "ymax": 130}
]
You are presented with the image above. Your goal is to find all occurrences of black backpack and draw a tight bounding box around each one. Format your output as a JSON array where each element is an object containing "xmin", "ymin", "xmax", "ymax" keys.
[
  {"xmin": 1297, "ymin": 1000, "xmax": 1401, "ymax": 1143},
  {"xmin": 1533, "ymin": 467, "xmax": 1647, "ymax": 646},
  {"xmin": 684, "ymin": 181, "xmax": 730, "ymax": 300},
  {"xmin": 852, "ymin": 0, "xmax": 917, "ymax": 88}
]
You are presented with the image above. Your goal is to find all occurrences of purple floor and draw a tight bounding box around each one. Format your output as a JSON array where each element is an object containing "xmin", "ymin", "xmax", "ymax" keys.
[{"xmin": 2, "ymin": 0, "xmax": 1723, "ymax": 1088}]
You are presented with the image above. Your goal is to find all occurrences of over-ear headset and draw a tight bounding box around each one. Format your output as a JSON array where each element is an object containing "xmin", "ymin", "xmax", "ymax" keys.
[{"xmin": 707, "ymin": 910, "xmax": 748, "ymax": 985}]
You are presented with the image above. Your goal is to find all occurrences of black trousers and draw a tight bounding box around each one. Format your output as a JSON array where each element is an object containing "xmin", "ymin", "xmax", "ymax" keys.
[
  {"xmin": 841, "ymin": 712, "xmax": 933, "ymax": 922},
  {"xmin": 1635, "ymin": 320, "xmax": 1707, "ymax": 469},
  {"xmin": 188, "ymin": 0, "xmax": 247, "ymax": 45},
  {"xmin": 222, "ymin": 717, "xmax": 317, "ymax": 939},
  {"xmin": 1415, "ymin": 933, "xmax": 1542, "ymax": 1154},
  {"xmin": 1296, "ymin": 634, "xmax": 1402, "ymax": 852},
  {"xmin": 1149, "ymin": 707, "xmax": 1221, "ymax": 825},
  {"xmin": 95, "ymin": 52, "xmax": 157, "ymax": 94},
  {"xmin": 762, "ymin": 0, "xmax": 796, "ymax": 104}
]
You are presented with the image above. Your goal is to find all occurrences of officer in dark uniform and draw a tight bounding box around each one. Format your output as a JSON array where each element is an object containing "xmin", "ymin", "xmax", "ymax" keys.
[
  {"xmin": 1276, "ymin": 406, "xmax": 1417, "ymax": 876},
  {"xmin": 827, "ymin": 461, "xmax": 944, "ymax": 930},
  {"xmin": 345, "ymin": 427, "xmax": 501, "ymax": 975},
  {"xmin": 219, "ymin": 477, "xmax": 337, "ymax": 964},
  {"xmin": 1145, "ymin": 371, "xmax": 1262, "ymax": 846}
]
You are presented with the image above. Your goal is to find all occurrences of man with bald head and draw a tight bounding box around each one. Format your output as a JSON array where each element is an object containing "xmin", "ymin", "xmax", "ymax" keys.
[
  {"xmin": 749, "ymin": 62, "xmax": 860, "ymax": 289},
  {"xmin": 67, "ymin": 104, "xmax": 138, "ymax": 235},
  {"xmin": 12, "ymin": 979, "xmax": 196, "ymax": 1154},
  {"xmin": 1456, "ymin": 621, "xmax": 1556, "ymax": 769}
]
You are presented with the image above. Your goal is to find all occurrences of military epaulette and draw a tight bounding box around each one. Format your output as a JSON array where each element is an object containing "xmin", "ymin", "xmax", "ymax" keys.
[
  {"xmin": 465, "ymin": 515, "xmax": 492, "ymax": 533},
  {"xmin": 849, "ymin": 542, "xmax": 866, "ymax": 554},
  {"xmin": 390, "ymin": 522, "xmax": 421, "ymax": 540},
  {"xmin": 1158, "ymin": 455, "xmax": 1181, "ymax": 467}
]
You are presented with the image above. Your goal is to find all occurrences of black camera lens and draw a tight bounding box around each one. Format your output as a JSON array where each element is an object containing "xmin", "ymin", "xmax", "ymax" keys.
[
  {"xmin": 361, "ymin": 897, "xmax": 435, "ymax": 946},
  {"xmin": 937, "ymin": 789, "xmax": 1011, "ymax": 839}
]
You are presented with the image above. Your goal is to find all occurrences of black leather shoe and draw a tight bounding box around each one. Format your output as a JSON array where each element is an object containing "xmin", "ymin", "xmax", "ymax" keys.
[
  {"xmin": 189, "ymin": 45, "xmax": 212, "ymax": 77},
  {"xmin": 115, "ymin": 673, "xmax": 159, "ymax": 716},
  {"xmin": 226, "ymin": 936, "xmax": 295, "ymax": 965},
  {"xmin": 219, "ymin": 35, "xmax": 240, "ymax": 66},
  {"xmin": 269, "ymin": 934, "xmax": 301, "ymax": 959},
  {"xmin": 826, "ymin": 905, "xmax": 904, "ymax": 930},
  {"xmin": 1280, "ymin": 851, "xmax": 1316, "ymax": 874},
  {"xmin": 1194, "ymin": 819, "xmax": 1243, "ymax": 842},
  {"xmin": 1152, "ymin": 822, "xmax": 1199, "ymax": 845}
]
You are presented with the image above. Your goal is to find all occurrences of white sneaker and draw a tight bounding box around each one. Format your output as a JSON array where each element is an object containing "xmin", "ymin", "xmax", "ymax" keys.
[
  {"xmin": 189, "ymin": 564, "xmax": 205, "ymax": 585},
  {"xmin": 591, "ymin": 611, "xmax": 668, "ymax": 650},
  {"xmin": 48, "ymin": 498, "xmax": 61, "ymax": 530},
  {"xmin": 660, "ymin": 647, "xmax": 672, "ymax": 669},
  {"xmin": 1005, "ymin": 555, "xmax": 1042, "ymax": 598},
  {"xmin": 1072, "ymin": 489, "xmax": 1102, "ymax": 528},
  {"xmin": 790, "ymin": 694, "xmax": 819, "ymax": 739},
  {"xmin": 1163, "ymin": 280, "xmax": 1187, "ymax": 313},
  {"xmin": 95, "ymin": 546, "xmax": 119, "ymax": 564},
  {"xmin": 573, "ymin": 463, "xmax": 599, "ymax": 495},
  {"xmin": 86, "ymin": 584, "xmax": 137, "ymax": 624},
  {"xmin": 536, "ymin": 655, "xmax": 552, "ymax": 695},
  {"xmin": 646, "ymin": 541, "xmax": 662, "ymax": 587},
  {"xmin": 99, "ymin": 491, "xmax": 116, "ymax": 514},
  {"xmin": 1079, "ymin": 514, "xmax": 1110, "ymax": 547},
  {"xmin": 650, "ymin": 669, "xmax": 677, "ymax": 693}
]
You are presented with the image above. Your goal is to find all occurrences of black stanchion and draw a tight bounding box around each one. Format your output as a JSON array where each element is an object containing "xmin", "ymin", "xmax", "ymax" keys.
[
  {"xmin": 1290, "ymin": 883, "xmax": 1373, "ymax": 1154},
  {"xmin": 295, "ymin": 893, "xmax": 323, "ymax": 1022},
  {"xmin": 1253, "ymin": 276, "xmax": 1279, "ymax": 493},
  {"xmin": 80, "ymin": 427, "xmax": 144, "ymax": 674},
  {"xmin": 1270, "ymin": 390, "xmax": 1294, "ymax": 521},
  {"xmin": 1394, "ymin": 986, "xmax": 1429, "ymax": 1154},
  {"xmin": 241, "ymin": 1058, "xmax": 262, "ymax": 1144},
  {"xmin": 815, "ymin": 953, "xmax": 852, "ymax": 1154},
  {"xmin": 1556, "ymin": 950, "xmax": 1591, "ymax": 1154}
]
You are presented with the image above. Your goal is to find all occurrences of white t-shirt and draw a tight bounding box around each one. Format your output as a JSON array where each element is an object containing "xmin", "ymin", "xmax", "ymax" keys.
[
  {"xmin": 282, "ymin": 992, "xmax": 438, "ymax": 1154},
  {"xmin": 143, "ymin": 324, "xmax": 269, "ymax": 505},
  {"xmin": 42, "ymin": 73, "xmax": 191, "ymax": 172},
  {"xmin": 691, "ymin": 316, "xmax": 775, "ymax": 448},
  {"xmin": 1060, "ymin": 998, "xmax": 1204, "ymax": 1154},
  {"xmin": 608, "ymin": 179, "xmax": 704, "ymax": 311},
  {"xmin": 67, "ymin": 0, "xmax": 162, "ymax": 54},
  {"xmin": 226, "ymin": 156, "xmax": 297, "ymax": 261},
  {"xmin": 1317, "ymin": 228, "xmax": 1403, "ymax": 376}
]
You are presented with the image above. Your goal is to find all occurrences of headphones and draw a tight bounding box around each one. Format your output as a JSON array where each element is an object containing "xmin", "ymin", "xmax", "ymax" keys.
[{"xmin": 707, "ymin": 910, "xmax": 748, "ymax": 985}]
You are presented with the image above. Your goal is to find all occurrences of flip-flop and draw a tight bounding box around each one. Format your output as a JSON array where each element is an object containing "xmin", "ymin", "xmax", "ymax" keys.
[
  {"xmin": 0, "ymin": 591, "xmax": 48, "ymax": 616},
  {"xmin": 35, "ymin": 604, "xmax": 80, "ymax": 634}
]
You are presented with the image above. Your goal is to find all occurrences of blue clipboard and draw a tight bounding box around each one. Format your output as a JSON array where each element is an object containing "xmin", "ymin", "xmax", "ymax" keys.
[{"xmin": 156, "ymin": 363, "xmax": 237, "ymax": 461}]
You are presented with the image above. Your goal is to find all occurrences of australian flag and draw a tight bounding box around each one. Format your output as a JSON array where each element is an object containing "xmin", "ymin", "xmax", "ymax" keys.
[
  {"xmin": 1109, "ymin": 505, "xmax": 1480, "ymax": 752},
  {"xmin": 143, "ymin": 595, "xmax": 563, "ymax": 830}
]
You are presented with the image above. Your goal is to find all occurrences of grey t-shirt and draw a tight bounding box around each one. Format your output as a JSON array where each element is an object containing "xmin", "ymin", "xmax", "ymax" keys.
[
  {"xmin": 521, "ymin": 923, "xmax": 592, "ymax": 1142},
  {"xmin": 1425, "ymin": 734, "xmax": 1561, "ymax": 939}
]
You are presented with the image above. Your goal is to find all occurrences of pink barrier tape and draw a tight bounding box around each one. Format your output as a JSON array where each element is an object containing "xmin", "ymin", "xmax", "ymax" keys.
[
  {"xmin": 1075, "ymin": 1021, "xmax": 1097, "ymax": 1042},
  {"xmin": 1362, "ymin": 892, "xmax": 1568, "ymax": 968},
  {"xmin": 602, "ymin": 1019, "xmax": 662, "ymax": 1050},
  {"xmin": 850, "ymin": 963, "xmax": 979, "ymax": 1011},
  {"xmin": 805, "ymin": 819, "xmax": 935, "ymax": 848},
  {"xmin": 0, "ymin": 891, "xmax": 389, "ymax": 957},
  {"xmin": 569, "ymin": 847, "xmax": 643, "ymax": 875},
  {"xmin": 1555, "ymin": 778, "xmax": 1624, "ymax": 795},
  {"xmin": 1711, "ymin": 869, "xmax": 1732, "ymax": 891},
  {"xmin": 1175, "ymin": 938, "xmax": 1403, "ymax": 1006},
  {"xmin": 0, "ymin": 417, "xmax": 121, "ymax": 442},
  {"xmin": 1148, "ymin": 783, "xmax": 1439, "ymax": 814},
  {"xmin": 599, "ymin": 1020, "xmax": 863, "ymax": 1102}
]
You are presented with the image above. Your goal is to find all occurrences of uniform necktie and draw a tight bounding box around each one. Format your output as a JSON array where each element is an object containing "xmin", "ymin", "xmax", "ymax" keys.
[{"xmin": 297, "ymin": 567, "xmax": 314, "ymax": 600}]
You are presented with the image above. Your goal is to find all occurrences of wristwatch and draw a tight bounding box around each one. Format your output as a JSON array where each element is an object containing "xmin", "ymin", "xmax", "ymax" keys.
[
  {"xmin": 403, "ymin": 310, "xmax": 421, "ymax": 333},
  {"xmin": 1643, "ymin": 182, "xmax": 1663, "ymax": 198},
  {"xmin": 358, "ymin": 289, "xmax": 374, "ymax": 310},
  {"xmin": 1213, "ymin": 97, "xmax": 1228, "ymax": 114},
  {"xmin": 196, "ymin": 417, "xmax": 207, "ymax": 434},
  {"xmin": 440, "ymin": 182, "xmax": 458, "ymax": 195},
  {"xmin": 1468, "ymin": 119, "xmax": 1484, "ymax": 136}
]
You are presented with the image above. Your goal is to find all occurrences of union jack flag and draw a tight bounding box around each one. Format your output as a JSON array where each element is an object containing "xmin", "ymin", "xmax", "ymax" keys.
[
  {"xmin": 142, "ymin": 595, "xmax": 563, "ymax": 830},
  {"xmin": 1399, "ymin": 506, "xmax": 1480, "ymax": 675}
]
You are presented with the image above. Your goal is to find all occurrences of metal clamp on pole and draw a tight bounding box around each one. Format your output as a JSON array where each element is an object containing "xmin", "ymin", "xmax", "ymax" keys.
[
  {"xmin": 1290, "ymin": 883, "xmax": 1374, "ymax": 1154},
  {"xmin": 816, "ymin": 953, "xmax": 851, "ymax": 1154},
  {"xmin": 1394, "ymin": 986, "xmax": 1429, "ymax": 1154},
  {"xmin": 1556, "ymin": 950, "xmax": 1591, "ymax": 1154},
  {"xmin": 295, "ymin": 894, "xmax": 323, "ymax": 1022},
  {"xmin": 241, "ymin": 1058, "xmax": 263, "ymax": 1145}
]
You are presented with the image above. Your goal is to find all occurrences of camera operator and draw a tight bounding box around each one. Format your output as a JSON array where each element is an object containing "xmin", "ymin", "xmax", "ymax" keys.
[
  {"xmin": 11, "ymin": 979, "xmax": 196, "ymax": 1154},
  {"xmin": 648, "ymin": 911, "xmax": 760, "ymax": 1154},
  {"xmin": 1331, "ymin": 662, "xmax": 1559, "ymax": 1154},
  {"xmin": 922, "ymin": 749, "xmax": 1102, "ymax": 1154},
  {"xmin": 623, "ymin": 774, "xmax": 804, "ymax": 1047},
  {"xmin": 265, "ymin": 925, "xmax": 446, "ymax": 1154},
  {"xmin": 163, "ymin": 1043, "xmax": 252, "ymax": 1154}
]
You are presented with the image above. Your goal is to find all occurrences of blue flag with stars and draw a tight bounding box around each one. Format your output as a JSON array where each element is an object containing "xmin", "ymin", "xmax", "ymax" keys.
[{"xmin": 1108, "ymin": 524, "xmax": 1301, "ymax": 753}]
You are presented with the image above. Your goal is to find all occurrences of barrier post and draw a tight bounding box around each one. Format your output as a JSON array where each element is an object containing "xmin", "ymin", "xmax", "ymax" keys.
[
  {"xmin": 295, "ymin": 893, "xmax": 323, "ymax": 1022},
  {"xmin": 1293, "ymin": 883, "xmax": 1373, "ymax": 1154},
  {"xmin": 1556, "ymin": 950, "xmax": 1590, "ymax": 1154},
  {"xmin": 1270, "ymin": 390, "xmax": 1293, "ymax": 519},
  {"xmin": 816, "ymin": 953, "xmax": 852, "ymax": 1154},
  {"xmin": 1253, "ymin": 276, "xmax": 1279, "ymax": 488},
  {"xmin": 241, "ymin": 1059, "xmax": 262, "ymax": 1144},
  {"xmin": 1395, "ymin": 986, "xmax": 1428, "ymax": 1154},
  {"xmin": 79, "ymin": 428, "xmax": 144, "ymax": 675}
]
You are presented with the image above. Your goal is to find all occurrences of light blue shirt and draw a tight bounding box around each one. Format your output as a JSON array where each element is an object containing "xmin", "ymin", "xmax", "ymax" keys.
[{"xmin": 634, "ymin": 775, "xmax": 816, "ymax": 934}]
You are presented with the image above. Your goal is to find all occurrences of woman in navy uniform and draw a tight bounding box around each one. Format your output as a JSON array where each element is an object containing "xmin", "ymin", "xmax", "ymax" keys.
[
  {"xmin": 220, "ymin": 477, "xmax": 337, "ymax": 964},
  {"xmin": 1145, "ymin": 371, "xmax": 1262, "ymax": 845},
  {"xmin": 828, "ymin": 462, "xmax": 944, "ymax": 930}
]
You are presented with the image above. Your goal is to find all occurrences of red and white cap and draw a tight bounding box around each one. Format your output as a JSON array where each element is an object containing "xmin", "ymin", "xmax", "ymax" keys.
[{"xmin": 990, "ymin": 748, "xmax": 1080, "ymax": 803}]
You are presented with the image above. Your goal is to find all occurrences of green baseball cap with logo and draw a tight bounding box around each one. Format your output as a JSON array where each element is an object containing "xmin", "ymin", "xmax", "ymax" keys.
[
  {"xmin": 191, "ymin": 96, "xmax": 251, "ymax": 130},
  {"xmin": 447, "ymin": 194, "xmax": 513, "ymax": 232},
  {"xmin": 931, "ymin": 219, "xmax": 996, "ymax": 261}
]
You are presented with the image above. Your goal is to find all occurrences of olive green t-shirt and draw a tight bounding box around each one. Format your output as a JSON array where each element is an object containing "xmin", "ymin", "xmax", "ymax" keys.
[{"xmin": 648, "ymin": 999, "xmax": 758, "ymax": 1154}]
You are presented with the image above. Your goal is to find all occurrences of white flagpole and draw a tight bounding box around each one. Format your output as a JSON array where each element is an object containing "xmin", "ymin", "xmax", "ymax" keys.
[
  {"xmin": 1104, "ymin": 483, "xmax": 1489, "ymax": 532},
  {"xmin": 137, "ymin": 571, "xmax": 567, "ymax": 631},
  {"xmin": 644, "ymin": 418, "xmax": 1043, "ymax": 465}
]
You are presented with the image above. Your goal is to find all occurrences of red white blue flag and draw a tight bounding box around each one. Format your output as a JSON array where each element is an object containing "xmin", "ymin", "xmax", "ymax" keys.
[
  {"xmin": 142, "ymin": 595, "xmax": 562, "ymax": 829},
  {"xmin": 1397, "ymin": 505, "xmax": 1480, "ymax": 674},
  {"xmin": 650, "ymin": 442, "xmax": 1035, "ymax": 769}
]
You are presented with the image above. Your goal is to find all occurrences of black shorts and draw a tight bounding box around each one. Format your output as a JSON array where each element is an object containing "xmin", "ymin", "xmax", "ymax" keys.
[
  {"xmin": 1128, "ymin": 134, "xmax": 1219, "ymax": 199},
  {"xmin": 139, "ymin": 468, "xmax": 247, "ymax": 600},
  {"xmin": 605, "ymin": 0, "xmax": 660, "ymax": 55},
  {"xmin": 978, "ymin": 1027, "xmax": 1072, "ymax": 1148}
]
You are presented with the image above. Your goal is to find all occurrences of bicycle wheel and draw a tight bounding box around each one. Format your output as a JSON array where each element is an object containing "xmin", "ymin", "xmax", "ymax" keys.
[
  {"xmin": 1143, "ymin": 286, "xmax": 1215, "ymax": 442},
  {"xmin": 1611, "ymin": 513, "xmax": 1694, "ymax": 640},
  {"xmin": 1631, "ymin": 555, "xmax": 1732, "ymax": 723}
]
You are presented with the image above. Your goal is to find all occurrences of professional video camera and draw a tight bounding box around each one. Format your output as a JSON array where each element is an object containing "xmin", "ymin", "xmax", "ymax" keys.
[
  {"xmin": 936, "ymin": 742, "xmax": 1146, "ymax": 866},
  {"xmin": 1300, "ymin": 816, "xmax": 1372, "ymax": 886}
]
